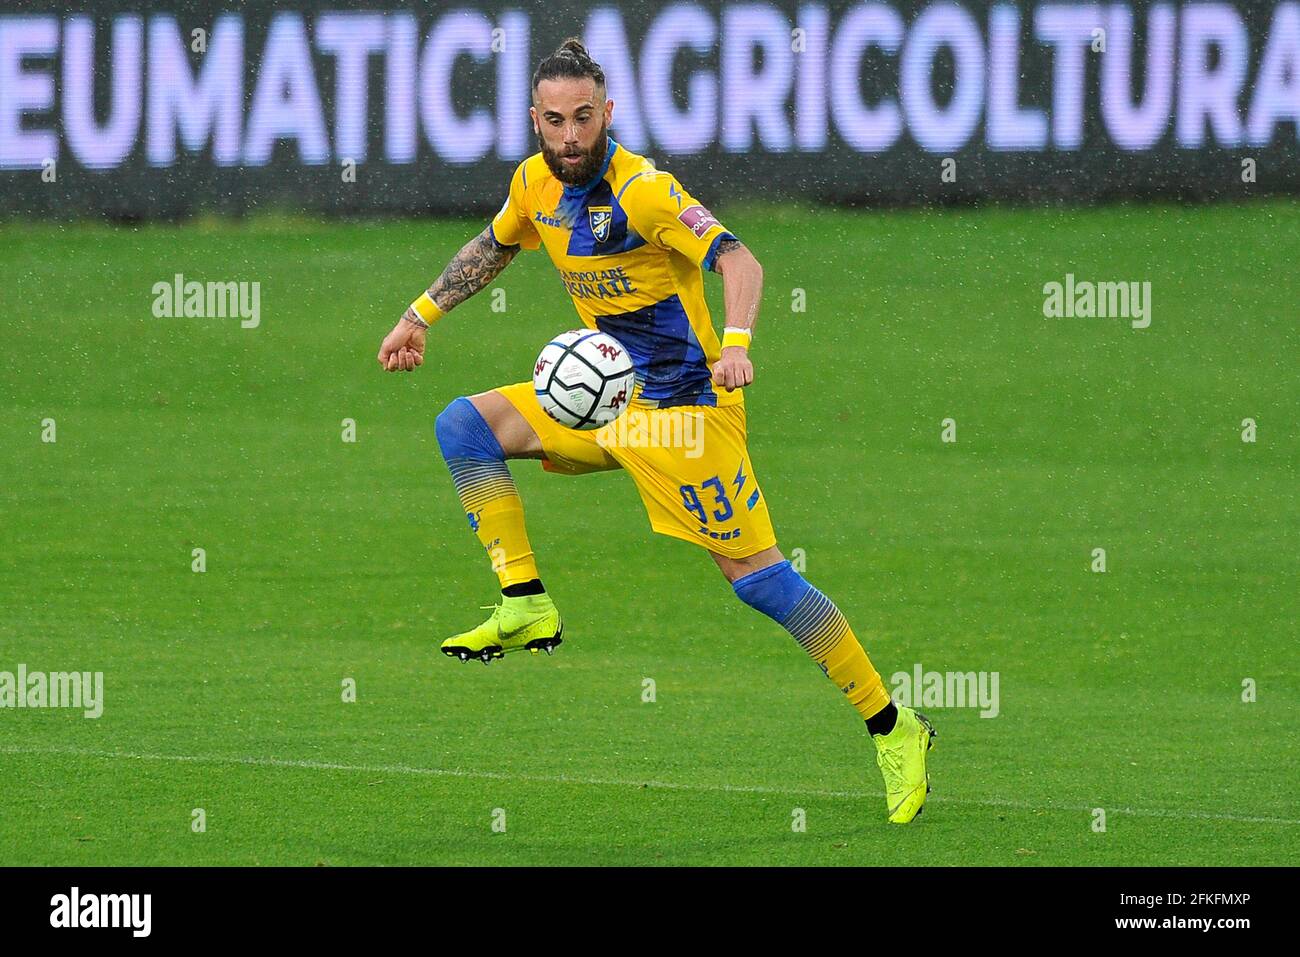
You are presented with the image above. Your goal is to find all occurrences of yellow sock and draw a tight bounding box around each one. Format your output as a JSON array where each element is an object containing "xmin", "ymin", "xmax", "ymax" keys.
[
  {"xmin": 442, "ymin": 453, "xmax": 539, "ymax": 589},
  {"xmin": 732, "ymin": 560, "xmax": 891, "ymax": 720},
  {"xmin": 436, "ymin": 397, "xmax": 541, "ymax": 590},
  {"xmin": 471, "ymin": 493, "xmax": 540, "ymax": 588},
  {"xmin": 817, "ymin": 625, "xmax": 892, "ymax": 720}
]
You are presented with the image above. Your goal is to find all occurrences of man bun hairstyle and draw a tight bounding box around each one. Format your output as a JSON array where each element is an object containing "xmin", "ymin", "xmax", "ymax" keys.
[{"xmin": 532, "ymin": 37, "xmax": 606, "ymax": 93}]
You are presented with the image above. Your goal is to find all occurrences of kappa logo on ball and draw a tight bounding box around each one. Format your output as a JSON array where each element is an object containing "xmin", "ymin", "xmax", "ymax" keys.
[
  {"xmin": 677, "ymin": 204, "xmax": 720, "ymax": 238},
  {"xmin": 533, "ymin": 330, "xmax": 636, "ymax": 430}
]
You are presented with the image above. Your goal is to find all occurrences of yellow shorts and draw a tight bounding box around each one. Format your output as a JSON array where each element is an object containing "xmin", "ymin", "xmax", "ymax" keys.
[{"xmin": 496, "ymin": 381, "xmax": 778, "ymax": 559}]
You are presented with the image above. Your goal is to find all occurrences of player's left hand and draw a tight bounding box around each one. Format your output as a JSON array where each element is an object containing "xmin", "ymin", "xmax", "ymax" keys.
[
  {"xmin": 377, "ymin": 314, "xmax": 427, "ymax": 372},
  {"xmin": 712, "ymin": 346, "xmax": 753, "ymax": 392}
]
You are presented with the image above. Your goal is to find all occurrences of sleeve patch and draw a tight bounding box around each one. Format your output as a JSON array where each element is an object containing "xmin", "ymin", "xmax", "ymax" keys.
[{"xmin": 677, "ymin": 204, "xmax": 721, "ymax": 238}]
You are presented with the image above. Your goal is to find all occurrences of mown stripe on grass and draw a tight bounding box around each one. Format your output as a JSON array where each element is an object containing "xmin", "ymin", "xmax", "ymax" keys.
[{"xmin": 5, "ymin": 743, "xmax": 1298, "ymax": 827}]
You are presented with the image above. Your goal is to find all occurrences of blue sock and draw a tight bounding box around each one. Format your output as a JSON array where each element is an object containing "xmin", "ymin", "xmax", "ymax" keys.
[
  {"xmin": 435, "ymin": 396, "xmax": 506, "ymax": 463},
  {"xmin": 733, "ymin": 560, "xmax": 888, "ymax": 719},
  {"xmin": 433, "ymin": 397, "xmax": 540, "ymax": 587},
  {"xmin": 733, "ymin": 561, "xmax": 840, "ymax": 658},
  {"xmin": 434, "ymin": 397, "xmax": 517, "ymax": 514}
]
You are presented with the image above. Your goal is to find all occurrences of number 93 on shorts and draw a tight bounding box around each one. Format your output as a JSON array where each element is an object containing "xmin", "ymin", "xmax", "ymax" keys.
[
  {"xmin": 600, "ymin": 401, "xmax": 778, "ymax": 559},
  {"xmin": 496, "ymin": 382, "xmax": 778, "ymax": 559}
]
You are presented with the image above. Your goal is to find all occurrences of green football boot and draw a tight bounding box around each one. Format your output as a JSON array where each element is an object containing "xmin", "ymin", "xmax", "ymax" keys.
[
  {"xmin": 872, "ymin": 706, "xmax": 937, "ymax": 824},
  {"xmin": 440, "ymin": 593, "xmax": 564, "ymax": 665}
]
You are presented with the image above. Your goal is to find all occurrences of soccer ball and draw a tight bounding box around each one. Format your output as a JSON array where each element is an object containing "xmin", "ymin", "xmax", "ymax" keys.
[{"xmin": 533, "ymin": 330, "xmax": 635, "ymax": 430}]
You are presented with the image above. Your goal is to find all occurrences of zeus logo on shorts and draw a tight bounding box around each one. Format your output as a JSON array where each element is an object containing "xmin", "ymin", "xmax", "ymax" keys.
[
  {"xmin": 677, "ymin": 205, "xmax": 720, "ymax": 238},
  {"xmin": 697, "ymin": 525, "xmax": 743, "ymax": 542}
]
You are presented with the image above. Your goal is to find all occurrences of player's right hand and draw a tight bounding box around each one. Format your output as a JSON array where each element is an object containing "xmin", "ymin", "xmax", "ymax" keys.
[{"xmin": 377, "ymin": 312, "xmax": 427, "ymax": 372}]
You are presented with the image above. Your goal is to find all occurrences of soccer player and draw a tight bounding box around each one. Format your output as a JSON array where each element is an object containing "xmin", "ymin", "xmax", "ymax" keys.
[{"xmin": 376, "ymin": 39, "xmax": 935, "ymax": 823}]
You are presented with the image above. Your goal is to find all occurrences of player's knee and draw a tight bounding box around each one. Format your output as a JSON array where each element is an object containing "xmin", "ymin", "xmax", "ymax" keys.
[
  {"xmin": 433, "ymin": 398, "xmax": 465, "ymax": 451},
  {"xmin": 435, "ymin": 396, "xmax": 506, "ymax": 462},
  {"xmin": 731, "ymin": 559, "xmax": 807, "ymax": 619}
]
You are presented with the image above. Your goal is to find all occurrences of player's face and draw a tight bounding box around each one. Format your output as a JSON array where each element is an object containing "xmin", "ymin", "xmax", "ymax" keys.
[{"xmin": 531, "ymin": 78, "xmax": 613, "ymax": 186}]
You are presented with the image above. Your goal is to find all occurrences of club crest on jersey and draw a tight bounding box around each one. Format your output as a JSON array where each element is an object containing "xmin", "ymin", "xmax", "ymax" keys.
[
  {"xmin": 589, "ymin": 206, "xmax": 613, "ymax": 243},
  {"xmin": 678, "ymin": 204, "xmax": 720, "ymax": 238}
]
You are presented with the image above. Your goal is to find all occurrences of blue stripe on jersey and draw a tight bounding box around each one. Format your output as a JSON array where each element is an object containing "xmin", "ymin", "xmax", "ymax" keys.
[
  {"xmin": 615, "ymin": 172, "xmax": 645, "ymax": 202},
  {"xmin": 595, "ymin": 294, "xmax": 717, "ymax": 407},
  {"xmin": 566, "ymin": 180, "xmax": 647, "ymax": 258}
]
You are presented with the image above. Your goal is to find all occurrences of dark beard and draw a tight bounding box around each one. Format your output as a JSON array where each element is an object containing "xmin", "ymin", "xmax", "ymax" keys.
[{"xmin": 539, "ymin": 122, "xmax": 609, "ymax": 186}]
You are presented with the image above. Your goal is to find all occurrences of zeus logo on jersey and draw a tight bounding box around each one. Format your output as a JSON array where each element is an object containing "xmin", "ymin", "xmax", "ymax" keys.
[{"xmin": 677, "ymin": 205, "xmax": 721, "ymax": 238}]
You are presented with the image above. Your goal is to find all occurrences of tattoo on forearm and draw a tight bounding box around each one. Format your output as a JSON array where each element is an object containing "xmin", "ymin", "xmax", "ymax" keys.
[
  {"xmin": 427, "ymin": 227, "xmax": 519, "ymax": 311},
  {"xmin": 709, "ymin": 238, "xmax": 744, "ymax": 272}
]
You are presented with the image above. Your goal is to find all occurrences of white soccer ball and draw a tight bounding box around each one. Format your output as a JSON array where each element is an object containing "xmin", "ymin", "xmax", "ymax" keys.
[{"xmin": 533, "ymin": 330, "xmax": 636, "ymax": 430}]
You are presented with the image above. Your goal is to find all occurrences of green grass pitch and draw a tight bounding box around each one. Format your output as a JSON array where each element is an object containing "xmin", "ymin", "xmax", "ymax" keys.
[{"xmin": 1, "ymin": 200, "xmax": 1296, "ymax": 866}]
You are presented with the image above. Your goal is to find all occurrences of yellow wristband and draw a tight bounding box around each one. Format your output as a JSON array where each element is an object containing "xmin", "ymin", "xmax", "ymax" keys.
[
  {"xmin": 721, "ymin": 328, "xmax": 752, "ymax": 351},
  {"xmin": 409, "ymin": 292, "xmax": 445, "ymax": 326}
]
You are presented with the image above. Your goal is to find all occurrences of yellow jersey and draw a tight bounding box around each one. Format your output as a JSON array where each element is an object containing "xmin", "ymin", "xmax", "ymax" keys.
[{"xmin": 489, "ymin": 136, "xmax": 741, "ymax": 408}]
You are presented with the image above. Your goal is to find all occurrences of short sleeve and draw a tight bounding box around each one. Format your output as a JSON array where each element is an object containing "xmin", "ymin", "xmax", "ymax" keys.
[
  {"xmin": 489, "ymin": 161, "xmax": 541, "ymax": 251},
  {"xmin": 621, "ymin": 172, "xmax": 736, "ymax": 269}
]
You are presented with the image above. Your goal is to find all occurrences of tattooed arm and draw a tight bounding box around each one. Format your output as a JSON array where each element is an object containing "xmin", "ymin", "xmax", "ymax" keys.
[
  {"xmin": 405, "ymin": 227, "xmax": 519, "ymax": 322},
  {"xmin": 708, "ymin": 237, "xmax": 744, "ymax": 270},
  {"xmin": 377, "ymin": 226, "xmax": 521, "ymax": 372}
]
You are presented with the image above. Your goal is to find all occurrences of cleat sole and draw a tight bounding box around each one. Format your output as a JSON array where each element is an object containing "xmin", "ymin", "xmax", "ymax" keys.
[
  {"xmin": 522, "ymin": 621, "xmax": 564, "ymax": 656},
  {"xmin": 440, "ymin": 623, "xmax": 562, "ymax": 664},
  {"xmin": 442, "ymin": 644, "xmax": 504, "ymax": 662}
]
